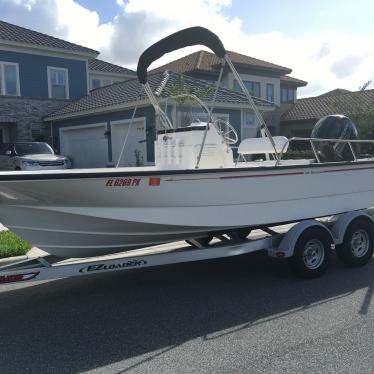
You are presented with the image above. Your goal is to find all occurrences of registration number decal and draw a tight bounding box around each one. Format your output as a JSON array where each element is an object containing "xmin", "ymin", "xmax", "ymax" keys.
[{"xmin": 106, "ymin": 178, "xmax": 141, "ymax": 187}]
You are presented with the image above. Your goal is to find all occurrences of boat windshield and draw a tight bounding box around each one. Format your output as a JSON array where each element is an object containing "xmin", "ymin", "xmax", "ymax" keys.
[
  {"xmin": 14, "ymin": 143, "xmax": 54, "ymax": 156},
  {"xmin": 161, "ymin": 94, "xmax": 215, "ymax": 129}
]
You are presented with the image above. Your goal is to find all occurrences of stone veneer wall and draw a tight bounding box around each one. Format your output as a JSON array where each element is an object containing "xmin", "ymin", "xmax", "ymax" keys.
[{"xmin": 0, "ymin": 97, "xmax": 69, "ymax": 142}]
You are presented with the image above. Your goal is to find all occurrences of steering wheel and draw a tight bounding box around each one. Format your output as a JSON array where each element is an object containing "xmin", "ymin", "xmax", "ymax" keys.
[{"xmin": 213, "ymin": 119, "xmax": 239, "ymax": 145}]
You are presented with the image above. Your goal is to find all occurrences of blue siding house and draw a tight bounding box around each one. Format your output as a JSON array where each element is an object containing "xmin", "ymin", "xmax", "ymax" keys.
[
  {"xmin": 0, "ymin": 20, "xmax": 135, "ymax": 144},
  {"xmin": 0, "ymin": 50, "xmax": 88, "ymax": 99}
]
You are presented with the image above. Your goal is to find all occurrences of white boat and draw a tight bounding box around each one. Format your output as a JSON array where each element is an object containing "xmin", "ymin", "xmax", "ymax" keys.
[{"xmin": 1, "ymin": 27, "xmax": 374, "ymax": 258}]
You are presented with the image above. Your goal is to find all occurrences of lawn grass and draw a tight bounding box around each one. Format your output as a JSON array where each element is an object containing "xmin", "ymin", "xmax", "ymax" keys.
[{"xmin": 0, "ymin": 230, "xmax": 31, "ymax": 259}]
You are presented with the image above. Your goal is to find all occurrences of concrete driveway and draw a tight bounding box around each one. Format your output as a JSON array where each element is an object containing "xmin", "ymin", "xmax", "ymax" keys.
[{"xmin": 0, "ymin": 252, "xmax": 373, "ymax": 374}]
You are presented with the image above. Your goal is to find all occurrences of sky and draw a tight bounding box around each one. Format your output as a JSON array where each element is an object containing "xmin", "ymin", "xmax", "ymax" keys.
[{"xmin": 0, "ymin": 0, "xmax": 373, "ymax": 97}]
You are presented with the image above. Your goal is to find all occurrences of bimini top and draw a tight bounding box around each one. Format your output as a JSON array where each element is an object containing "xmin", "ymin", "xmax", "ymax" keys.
[{"xmin": 137, "ymin": 26, "xmax": 227, "ymax": 84}]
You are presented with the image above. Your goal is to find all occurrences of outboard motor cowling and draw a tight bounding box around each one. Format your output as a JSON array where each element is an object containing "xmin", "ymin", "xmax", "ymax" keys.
[{"xmin": 311, "ymin": 114, "xmax": 359, "ymax": 162}]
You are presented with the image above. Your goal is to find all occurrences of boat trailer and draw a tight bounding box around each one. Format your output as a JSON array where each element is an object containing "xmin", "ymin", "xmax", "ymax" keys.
[{"xmin": 1, "ymin": 210, "xmax": 374, "ymax": 285}]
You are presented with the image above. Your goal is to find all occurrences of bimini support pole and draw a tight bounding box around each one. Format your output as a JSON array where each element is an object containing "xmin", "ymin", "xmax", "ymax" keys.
[
  {"xmin": 143, "ymin": 82, "xmax": 173, "ymax": 130},
  {"xmin": 116, "ymin": 102, "xmax": 139, "ymax": 168},
  {"xmin": 224, "ymin": 55, "xmax": 279, "ymax": 161}
]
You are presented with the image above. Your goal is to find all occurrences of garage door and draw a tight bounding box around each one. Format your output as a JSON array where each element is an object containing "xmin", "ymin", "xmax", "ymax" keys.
[
  {"xmin": 60, "ymin": 124, "xmax": 108, "ymax": 168},
  {"xmin": 111, "ymin": 119, "xmax": 146, "ymax": 167}
]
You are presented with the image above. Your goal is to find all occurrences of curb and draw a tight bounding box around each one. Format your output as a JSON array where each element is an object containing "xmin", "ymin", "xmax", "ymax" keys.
[
  {"xmin": 0, "ymin": 254, "xmax": 28, "ymax": 265},
  {"xmin": 0, "ymin": 247, "xmax": 48, "ymax": 266}
]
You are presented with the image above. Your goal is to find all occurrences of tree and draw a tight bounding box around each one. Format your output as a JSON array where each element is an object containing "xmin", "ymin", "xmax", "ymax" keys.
[
  {"xmin": 351, "ymin": 111, "xmax": 374, "ymax": 139},
  {"xmin": 168, "ymin": 74, "xmax": 212, "ymax": 103},
  {"xmin": 167, "ymin": 74, "xmax": 213, "ymax": 127}
]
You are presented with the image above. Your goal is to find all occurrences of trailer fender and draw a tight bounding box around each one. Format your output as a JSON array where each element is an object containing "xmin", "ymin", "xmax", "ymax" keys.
[
  {"xmin": 330, "ymin": 211, "xmax": 374, "ymax": 245},
  {"xmin": 274, "ymin": 220, "xmax": 334, "ymax": 258}
]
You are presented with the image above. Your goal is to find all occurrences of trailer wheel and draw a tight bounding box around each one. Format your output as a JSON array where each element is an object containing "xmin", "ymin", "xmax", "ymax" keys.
[
  {"xmin": 290, "ymin": 226, "xmax": 333, "ymax": 278},
  {"xmin": 336, "ymin": 218, "xmax": 374, "ymax": 267}
]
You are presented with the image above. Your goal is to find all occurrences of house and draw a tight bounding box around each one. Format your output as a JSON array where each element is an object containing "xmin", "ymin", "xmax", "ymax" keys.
[
  {"xmin": 0, "ymin": 20, "xmax": 135, "ymax": 144},
  {"xmin": 151, "ymin": 50, "xmax": 307, "ymax": 134},
  {"xmin": 280, "ymin": 89, "xmax": 374, "ymax": 137},
  {"xmin": 45, "ymin": 71, "xmax": 275, "ymax": 168}
]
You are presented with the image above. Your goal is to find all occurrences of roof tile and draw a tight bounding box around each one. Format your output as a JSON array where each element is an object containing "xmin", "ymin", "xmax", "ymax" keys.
[
  {"xmin": 88, "ymin": 59, "xmax": 136, "ymax": 75},
  {"xmin": 281, "ymin": 89, "xmax": 374, "ymax": 122},
  {"xmin": 46, "ymin": 71, "xmax": 274, "ymax": 120},
  {"xmin": 280, "ymin": 75, "xmax": 307, "ymax": 87},
  {"xmin": 0, "ymin": 20, "xmax": 98, "ymax": 55},
  {"xmin": 152, "ymin": 50, "xmax": 292, "ymax": 75}
]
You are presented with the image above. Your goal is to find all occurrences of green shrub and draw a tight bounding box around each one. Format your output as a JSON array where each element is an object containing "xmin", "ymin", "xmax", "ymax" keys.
[
  {"xmin": 283, "ymin": 149, "xmax": 315, "ymax": 160},
  {"xmin": 0, "ymin": 231, "xmax": 31, "ymax": 258}
]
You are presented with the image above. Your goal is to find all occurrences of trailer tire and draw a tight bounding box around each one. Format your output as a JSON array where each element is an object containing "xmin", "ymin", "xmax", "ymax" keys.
[
  {"xmin": 336, "ymin": 217, "xmax": 374, "ymax": 267},
  {"xmin": 290, "ymin": 226, "xmax": 333, "ymax": 279}
]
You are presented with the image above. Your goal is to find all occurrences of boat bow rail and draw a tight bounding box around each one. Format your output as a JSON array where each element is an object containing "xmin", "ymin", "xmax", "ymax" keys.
[{"xmin": 276, "ymin": 137, "xmax": 374, "ymax": 165}]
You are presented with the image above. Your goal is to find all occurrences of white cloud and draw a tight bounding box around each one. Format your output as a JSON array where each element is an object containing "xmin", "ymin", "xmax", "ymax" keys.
[
  {"xmin": 0, "ymin": 0, "xmax": 61, "ymax": 36},
  {"xmin": 0, "ymin": 0, "xmax": 373, "ymax": 96},
  {"xmin": 54, "ymin": 0, "xmax": 114, "ymax": 52}
]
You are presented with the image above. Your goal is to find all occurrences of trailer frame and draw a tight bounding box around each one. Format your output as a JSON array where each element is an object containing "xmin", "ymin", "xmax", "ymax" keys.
[{"xmin": 1, "ymin": 210, "xmax": 373, "ymax": 285}]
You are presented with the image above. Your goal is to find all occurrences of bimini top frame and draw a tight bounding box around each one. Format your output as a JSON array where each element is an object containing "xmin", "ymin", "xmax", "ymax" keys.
[{"xmin": 136, "ymin": 26, "xmax": 280, "ymax": 166}]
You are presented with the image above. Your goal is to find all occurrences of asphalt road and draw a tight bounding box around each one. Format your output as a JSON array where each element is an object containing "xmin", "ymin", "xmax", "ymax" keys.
[{"xmin": 0, "ymin": 252, "xmax": 374, "ymax": 374}]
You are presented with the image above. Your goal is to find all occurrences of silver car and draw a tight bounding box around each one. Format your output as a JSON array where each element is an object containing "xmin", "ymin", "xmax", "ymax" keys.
[{"xmin": 0, "ymin": 142, "xmax": 71, "ymax": 171}]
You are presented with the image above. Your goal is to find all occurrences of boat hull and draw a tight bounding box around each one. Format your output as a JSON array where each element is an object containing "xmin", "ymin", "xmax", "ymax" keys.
[{"xmin": 1, "ymin": 161, "xmax": 374, "ymax": 257}]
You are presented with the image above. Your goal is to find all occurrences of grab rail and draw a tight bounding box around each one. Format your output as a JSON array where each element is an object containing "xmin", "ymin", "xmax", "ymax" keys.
[{"xmin": 275, "ymin": 137, "xmax": 374, "ymax": 166}]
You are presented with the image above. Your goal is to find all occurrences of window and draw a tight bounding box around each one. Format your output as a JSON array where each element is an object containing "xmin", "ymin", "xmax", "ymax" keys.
[
  {"xmin": 14, "ymin": 142, "xmax": 53, "ymax": 156},
  {"xmin": 90, "ymin": 78, "xmax": 114, "ymax": 91},
  {"xmin": 0, "ymin": 62, "xmax": 20, "ymax": 96},
  {"xmin": 90, "ymin": 79, "xmax": 101, "ymax": 90},
  {"xmin": 243, "ymin": 111, "xmax": 255, "ymax": 127},
  {"xmin": 281, "ymin": 88, "xmax": 287, "ymax": 103},
  {"xmin": 266, "ymin": 83, "xmax": 274, "ymax": 102},
  {"xmin": 234, "ymin": 80, "xmax": 261, "ymax": 98},
  {"xmin": 281, "ymin": 87, "xmax": 296, "ymax": 103},
  {"xmin": 288, "ymin": 88, "xmax": 295, "ymax": 102},
  {"xmin": 48, "ymin": 67, "xmax": 69, "ymax": 99},
  {"xmin": 242, "ymin": 110, "xmax": 257, "ymax": 140},
  {"xmin": 102, "ymin": 79, "xmax": 113, "ymax": 86}
]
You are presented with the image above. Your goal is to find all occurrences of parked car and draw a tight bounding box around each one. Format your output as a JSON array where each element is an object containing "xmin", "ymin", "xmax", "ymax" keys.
[{"xmin": 0, "ymin": 142, "xmax": 71, "ymax": 171}]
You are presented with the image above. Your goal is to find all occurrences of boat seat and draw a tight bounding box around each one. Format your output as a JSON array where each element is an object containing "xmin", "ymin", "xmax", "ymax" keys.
[{"xmin": 238, "ymin": 136, "xmax": 289, "ymax": 155}]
